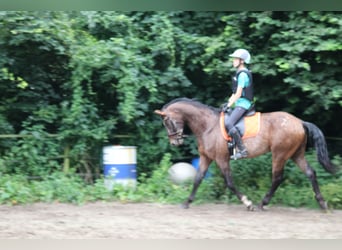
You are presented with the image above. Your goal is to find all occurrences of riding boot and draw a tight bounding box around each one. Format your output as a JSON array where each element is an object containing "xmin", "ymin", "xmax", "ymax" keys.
[{"xmin": 229, "ymin": 128, "xmax": 248, "ymax": 160}]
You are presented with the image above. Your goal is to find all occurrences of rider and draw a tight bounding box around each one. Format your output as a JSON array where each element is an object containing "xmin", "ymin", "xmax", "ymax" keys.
[{"xmin": 225, "ymin": 48, "xmax": 254, "ymax": 160}]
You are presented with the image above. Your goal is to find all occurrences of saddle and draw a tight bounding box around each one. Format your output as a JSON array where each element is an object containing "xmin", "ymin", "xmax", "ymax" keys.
[
  {"xmin": 220, "ymin": 107, "xmax": 261, "ymax": 156},
  {"xmin": 220, "ymin": 108, "xmax": 261, "ymax": 142}
]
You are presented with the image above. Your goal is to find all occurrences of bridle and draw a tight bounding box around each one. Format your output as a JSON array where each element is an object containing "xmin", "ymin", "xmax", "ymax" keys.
[{"xmin": 162, "ymin": 116, "xmax": 185, "ymax": 143}]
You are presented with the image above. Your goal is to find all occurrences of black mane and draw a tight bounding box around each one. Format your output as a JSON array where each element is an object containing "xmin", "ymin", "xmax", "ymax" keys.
[{"xmin": 162, "ymin": 97, "xmax": 220, "ymax": 113}]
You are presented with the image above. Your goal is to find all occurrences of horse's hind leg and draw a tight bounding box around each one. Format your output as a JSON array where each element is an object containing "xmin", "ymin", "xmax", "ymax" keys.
[
  {"xmin": 259, "ymin": 157, "xmax": 286, "ymax": 210},
  {"xmin": 292, "ymin": 154, "xmax": 328, "ymax": 211}
]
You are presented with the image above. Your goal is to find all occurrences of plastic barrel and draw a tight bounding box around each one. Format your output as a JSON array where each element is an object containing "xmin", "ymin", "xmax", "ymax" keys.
[
  {"xmin": 191, "ymin": 157, "xmax": 211, "ymax": 179},
  {"xmin": 103, "ymin": 146, "xmax": 137, "ymax": 190}
]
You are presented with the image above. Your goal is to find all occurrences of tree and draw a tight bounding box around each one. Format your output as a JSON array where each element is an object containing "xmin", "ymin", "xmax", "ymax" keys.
[{"xmin": 0, "ymin": 11, "xmax": 341, "ymax": 179}]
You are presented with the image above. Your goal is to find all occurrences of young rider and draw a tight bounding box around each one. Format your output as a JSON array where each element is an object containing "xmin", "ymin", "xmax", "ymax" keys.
[{"xmin": 225, "ymin": 48, "xmax": 254, "ymax": 160}]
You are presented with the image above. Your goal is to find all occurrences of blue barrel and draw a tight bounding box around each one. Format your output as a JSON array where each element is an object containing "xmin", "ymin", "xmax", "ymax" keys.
[
  {"xmin": 103, "ymin": 146, "xmax": 137, "ymax": 189},
  {"xmin": 191, "ymin": 157, "xmax": 211, "ymax": 179}
]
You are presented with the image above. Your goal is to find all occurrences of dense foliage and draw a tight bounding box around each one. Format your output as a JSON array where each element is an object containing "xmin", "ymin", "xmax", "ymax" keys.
[{"xmin": 0, "ymin": 11, "xmax": 341, "ymax": 207}]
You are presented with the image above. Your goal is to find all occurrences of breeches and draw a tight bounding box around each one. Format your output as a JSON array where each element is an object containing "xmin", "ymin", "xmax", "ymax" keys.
[{"xmin": 224, "ymin": 107, "xmax": 247, "ymax": 132}]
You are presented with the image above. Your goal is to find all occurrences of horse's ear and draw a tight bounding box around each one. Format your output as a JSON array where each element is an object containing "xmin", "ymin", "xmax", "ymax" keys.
[{"xmin": 154, "ymin": 110, "xmax": 166, "ymax": 116}]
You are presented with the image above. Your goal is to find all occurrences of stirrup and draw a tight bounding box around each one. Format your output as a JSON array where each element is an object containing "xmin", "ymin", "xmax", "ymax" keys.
[{"xmin": 230, "ymin": 150, "xmax": 248, "ymax": 160}]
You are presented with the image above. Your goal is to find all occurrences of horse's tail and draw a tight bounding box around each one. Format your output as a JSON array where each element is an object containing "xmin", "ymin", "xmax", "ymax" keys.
[{"xmin": 302, "ymin": 121, "xmax": 337, "ymax": 174}]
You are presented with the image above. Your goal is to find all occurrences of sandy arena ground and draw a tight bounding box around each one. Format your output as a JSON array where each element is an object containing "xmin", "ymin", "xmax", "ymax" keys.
[{"xmin": 1, "ymin": 202, "xmax": 341, "ymax": 239}]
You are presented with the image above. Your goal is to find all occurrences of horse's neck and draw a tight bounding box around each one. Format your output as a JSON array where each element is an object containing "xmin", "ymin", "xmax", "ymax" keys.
[{"xmin": 182, "ymin": 106, "xmax": 217, "ymax": 136}]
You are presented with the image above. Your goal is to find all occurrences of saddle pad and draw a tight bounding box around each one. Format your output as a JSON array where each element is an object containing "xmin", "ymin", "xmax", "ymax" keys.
[{"xmin": 220, "ymin": 112, "xmax": 261, "ymax": 141}]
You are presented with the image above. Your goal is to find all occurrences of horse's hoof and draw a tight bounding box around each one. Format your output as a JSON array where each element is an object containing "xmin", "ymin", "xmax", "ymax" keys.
[
  {"xmin": 321, "ymin": 207, "xmax": 332, "ymax": 214},
  {"xmin": 320, "ymin": 201, "xmax": 329, "ymax": 212},
  {"xmin": 181, "ymin": 203, "xmax": 190, "ymax": 209},
  {"xmin": 241, "ymin": 195, "xmax": 254, "ymax": 211},
  {"xmin": 322, "ymin": 209, "xmax": 330, "ymax": 214},
  {"xmin": 257, "ymin": 205, "xmax": 267, "ymax": 212},
  {"xmin": 247, "ymin": 204, "xmax": 255, "ymax": 211}
]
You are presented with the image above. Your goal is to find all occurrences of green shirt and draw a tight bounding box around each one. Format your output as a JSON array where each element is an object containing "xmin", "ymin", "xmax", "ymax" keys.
[{"xmin": 235, "ymin": 71, "xmax": 252, "ymax": 110}]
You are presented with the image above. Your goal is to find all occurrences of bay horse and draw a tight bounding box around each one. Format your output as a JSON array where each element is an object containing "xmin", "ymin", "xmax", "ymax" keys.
[{"xmin": 154, "ymin": 97, "xmax": 337, "ymax": 211}]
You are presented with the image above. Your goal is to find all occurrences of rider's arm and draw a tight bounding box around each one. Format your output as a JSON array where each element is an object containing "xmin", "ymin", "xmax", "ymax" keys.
[{"xmin": 228, "ymin": 86, "xmax": 243, "ymax": 107}]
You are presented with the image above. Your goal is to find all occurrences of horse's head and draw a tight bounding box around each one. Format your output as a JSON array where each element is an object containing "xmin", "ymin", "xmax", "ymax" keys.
[{"xmin": 154, "ymin": 109, "xmax": 185, "ymax": 146}]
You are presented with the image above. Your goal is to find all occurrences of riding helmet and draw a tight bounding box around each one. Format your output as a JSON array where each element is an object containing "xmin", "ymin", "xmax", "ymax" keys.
[{"xmin": 229, "ymin": 49, "xmax": 251, "ymax": 64}]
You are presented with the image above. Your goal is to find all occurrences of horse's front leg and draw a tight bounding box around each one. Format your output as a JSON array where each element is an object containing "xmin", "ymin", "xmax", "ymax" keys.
[
  {"xmin": 218, "ymin": 159, "xmax": 254, "ymax": 211},
  {"xmin": 182, "ymin": 156, "xmax": 211, "ymax": 209}
]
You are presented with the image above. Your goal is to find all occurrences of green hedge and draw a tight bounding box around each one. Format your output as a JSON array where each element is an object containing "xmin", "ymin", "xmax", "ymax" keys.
[{"xmin": 1, "ymin": 152, "xmax": 341, "ymax": 209}]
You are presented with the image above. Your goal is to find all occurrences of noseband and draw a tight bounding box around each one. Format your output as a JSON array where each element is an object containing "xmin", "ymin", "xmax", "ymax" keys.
[{"xmin": 163, "ymin": 116, "xmax": 185, "ymax": 142}]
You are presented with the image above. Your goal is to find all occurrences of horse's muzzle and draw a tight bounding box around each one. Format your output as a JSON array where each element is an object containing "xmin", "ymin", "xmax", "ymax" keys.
[
  {"xmin": 167, "ymin": 129, "xmax": 185, "ymax": 146},
  {"xmin": 170, "ymin": 137, "xmax": 184, "ymax": 146}
]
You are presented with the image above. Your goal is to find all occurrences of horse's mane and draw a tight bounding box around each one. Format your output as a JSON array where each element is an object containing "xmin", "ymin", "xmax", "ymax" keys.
[{"xmin": 162, "ymin": 97, "xmax": 221, "ymax": 114}]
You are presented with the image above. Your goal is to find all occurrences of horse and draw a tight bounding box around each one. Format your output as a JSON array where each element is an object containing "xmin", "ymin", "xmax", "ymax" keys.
[{"xmin": 154, "ymin": 97, "xmax": 337, "ymax": 211}]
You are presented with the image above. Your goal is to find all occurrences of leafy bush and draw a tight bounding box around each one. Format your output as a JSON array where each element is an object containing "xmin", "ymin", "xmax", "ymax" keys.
[
  {"xmin": 0, "ymin": 174, "xmax": 34, "ymax": 205},
  {"xmin": 0, "ymin": 152, "xmax": 341, "ymax": 209},
  {"xmin": 0, "ymin": 125, "xmax": 62, "ymax": 177}
]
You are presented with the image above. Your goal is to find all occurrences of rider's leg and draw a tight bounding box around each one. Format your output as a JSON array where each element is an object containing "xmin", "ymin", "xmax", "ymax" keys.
[
  {"xmin": 229, "ymin": 127, "xmax": 248, "ymax": 159},
  {"xmin": 224, "ymin": 107, "xmax": 248, "ymax": 160}
]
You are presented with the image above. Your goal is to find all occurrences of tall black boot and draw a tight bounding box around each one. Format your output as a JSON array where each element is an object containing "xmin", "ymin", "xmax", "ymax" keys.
[{"xmin": 229, "ymin": 128, "xmax": 248, "ymax": 160}]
